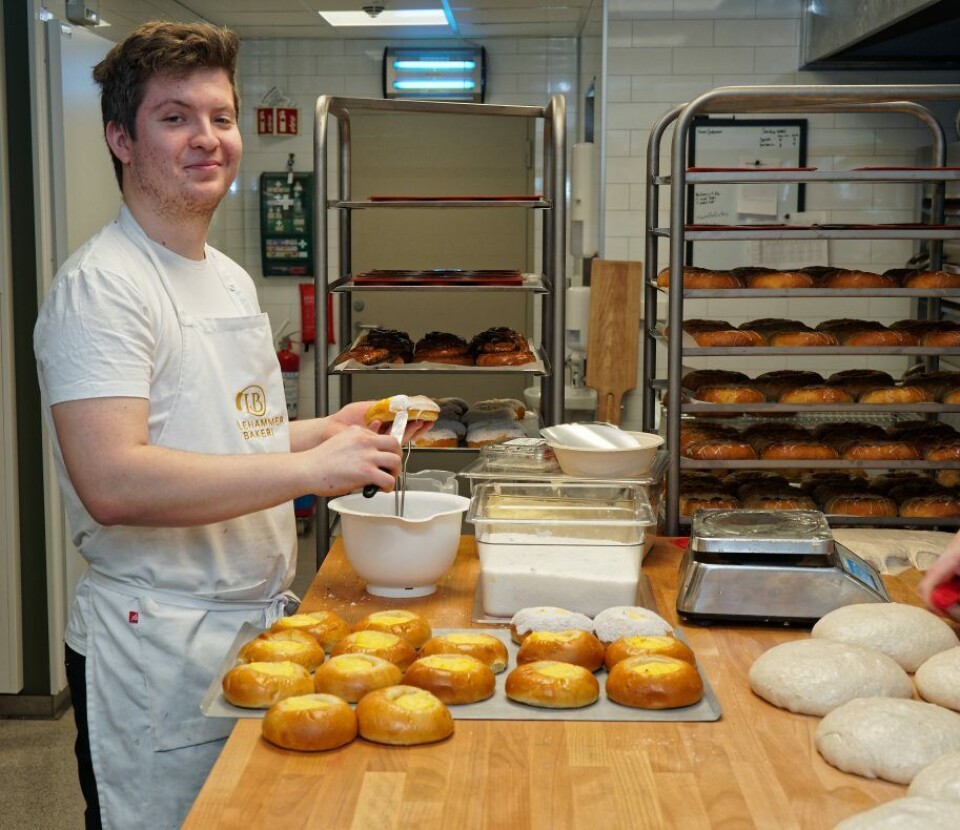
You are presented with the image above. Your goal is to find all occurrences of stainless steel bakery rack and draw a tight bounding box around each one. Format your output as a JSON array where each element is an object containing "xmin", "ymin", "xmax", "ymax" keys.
[
  {"xmin": 313, "ymin": 95, "xmax": 567, "ymax": 561},
  {"xmin": 641, "ymin": 85, "xmax": 960, "ymax": 534}
]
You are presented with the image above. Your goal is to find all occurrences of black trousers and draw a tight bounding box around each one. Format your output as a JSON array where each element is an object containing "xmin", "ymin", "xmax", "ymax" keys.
[{"xmin": 64, "ymin": 644, "xmax": 103, "ymax": 830}]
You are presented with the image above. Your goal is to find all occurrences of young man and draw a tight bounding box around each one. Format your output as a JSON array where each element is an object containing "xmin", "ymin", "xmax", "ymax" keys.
[{"xmin": 35, "ymin": 21, "xmax": 417, "ymax": 829}]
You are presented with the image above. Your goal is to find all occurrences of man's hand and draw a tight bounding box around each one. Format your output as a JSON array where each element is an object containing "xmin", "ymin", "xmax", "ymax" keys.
[{"xmin": 919, "ymin": 531, "xmax": 960, "ymax": 611}]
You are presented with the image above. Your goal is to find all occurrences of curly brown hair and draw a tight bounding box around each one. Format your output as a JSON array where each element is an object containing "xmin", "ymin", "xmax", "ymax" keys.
[{"xmin": 93, "ymin": 21, "xmax": 240, "ymax": 189}]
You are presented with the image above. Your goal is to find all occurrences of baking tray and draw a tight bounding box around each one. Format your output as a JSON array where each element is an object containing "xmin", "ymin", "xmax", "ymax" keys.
[
  {"xmin": 330, "ymin": 338, "xmax": 547, "ymax": 374},
  {"xmin": 201, "ymin": 617, "xmax": 721, "ymax": 724}
]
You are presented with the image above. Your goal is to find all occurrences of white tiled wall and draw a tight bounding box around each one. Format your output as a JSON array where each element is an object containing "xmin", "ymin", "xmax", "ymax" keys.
[
  {"xmin": 605, "ymin": 1, "xmax": 960, "ymax": 427},
  {"xmin": 221, "ymin": 37, "xmax": 578, "ymax": 418}
]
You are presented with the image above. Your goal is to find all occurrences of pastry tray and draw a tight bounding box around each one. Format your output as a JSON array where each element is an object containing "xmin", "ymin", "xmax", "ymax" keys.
[
  {"xmin": 352, "ymin": 269, "xmax": 525, "ymax": 286},
  {"xmin": 201, "ymin": 618, "xmax": 721, "ymax": 724},
  {"xmin": 331, "ymin": 337, "xmax": 548, "ymax": 374}
]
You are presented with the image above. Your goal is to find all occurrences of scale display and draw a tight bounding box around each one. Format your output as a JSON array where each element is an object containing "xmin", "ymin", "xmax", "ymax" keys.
[
  {"xmin": 838, "ymin": 549, "xmax": 884, "ymax": 593},
  {"xmin": 260, "ymin": 172, "xmax": 314, "ymax": 277}
]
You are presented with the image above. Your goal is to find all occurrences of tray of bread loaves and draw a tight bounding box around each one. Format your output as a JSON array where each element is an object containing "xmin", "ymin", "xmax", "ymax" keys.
[
  {"xmin": 660, "ymin": 317, "xmax": 960, "ymax": 354},
  {"xmin": 332, "ymin": 327, "xmax": 545, "ymax": 373},
  {"xmin": 654, "ymin": 265, "xmax": 960, "ymax": 295},
  {"xmin": 201, "ymin": 606, "xmax": 721, "ymax": 734}
]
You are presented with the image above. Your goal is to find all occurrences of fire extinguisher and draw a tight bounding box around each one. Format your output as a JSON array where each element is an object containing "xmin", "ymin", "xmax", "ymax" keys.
[{"xmin": 276, "ymin": 335, "xmax": 300, "ymax": 420}]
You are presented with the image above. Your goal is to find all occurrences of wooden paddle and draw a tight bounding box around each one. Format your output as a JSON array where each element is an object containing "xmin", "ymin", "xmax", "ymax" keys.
[{"xmin": 584, "ymin": 260, "xmax": 642, "ymax": 425}]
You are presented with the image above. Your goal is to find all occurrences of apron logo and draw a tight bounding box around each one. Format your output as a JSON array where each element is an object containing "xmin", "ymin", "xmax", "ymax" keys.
[
  {"xmin": 128, "ymin": 611, "xmax": 139, "ymax": 624},
  {"xmin": 235, "ymin": 385, "xmax": 267, "ymax": 416}
]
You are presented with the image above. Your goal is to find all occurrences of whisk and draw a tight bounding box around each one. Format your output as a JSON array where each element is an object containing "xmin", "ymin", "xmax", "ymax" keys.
[{"xmin": 395, "ymin": 442, "xmax": 411, "ymax": 517}]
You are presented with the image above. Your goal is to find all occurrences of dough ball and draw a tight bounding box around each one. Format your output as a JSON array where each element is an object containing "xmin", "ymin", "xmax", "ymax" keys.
[
  {"xmin": 908, "ymin": 750, "xmax": 960, "ymax": 802},
  {"xmin": 916, "ymin": 646, "xmax": 960, "ymax": 711},
  {"xmin": 815, "ymin": 697, "xmax": 960, "ymax": 784},
  {"xmin": 811, "ymin": 602, "xmax": 959, "ymax": 672},
  {"xmin": 834, "ymin": 797, "xmax": 960, "ymax": 830},
  {"xmin": 748, "ymin": 639, "xmax": 912, "ymax": 716}
]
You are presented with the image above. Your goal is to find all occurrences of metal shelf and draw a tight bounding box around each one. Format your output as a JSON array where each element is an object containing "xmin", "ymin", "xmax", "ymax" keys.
[
  {"xmin": 330, "ymin": 199, "xmax": 550, "ymax": 209},
  {"xmin": 656, "ymin": 168, "xmax": 960, "ymax": 185},
  {"xmin": 642, "ymin": 83, "xmax": 960, "ymax": 534},
  {"xmin": 677, "ymin": 514, "xmax": 960, "ymax": 528},
  {"xmin": 680, "ymin": 459, "xmax": 960, "ymax": 470},
  {"xmin": 652, "ymin": 226, "xmax": 960, "ymax": 240},
  {"xmin": 329, "ymin": 275, "xmax": 551, "ymax": 293},
  {"xmin": 647, "ymin": 281, "xmax": 960, "ymax": 299},
  {"xmin": 314, "ymin": 93, "xmax": 567, "ymax": 560}
]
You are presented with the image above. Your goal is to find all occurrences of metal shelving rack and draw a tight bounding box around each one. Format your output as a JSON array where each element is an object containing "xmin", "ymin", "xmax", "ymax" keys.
[
  {"xmin": 313, "ymin": 95, "xmax": 567, "ymax": 561},
  {"xmin": 641, "ymin": 85, "xmax": 960, "ymax": 535}
]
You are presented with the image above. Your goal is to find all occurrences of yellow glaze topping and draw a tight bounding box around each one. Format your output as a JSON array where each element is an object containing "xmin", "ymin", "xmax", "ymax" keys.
[
  {"xmin": 264, "ymin": 640, "xmax": 305, "ymax": 655},
  {"xmin": 445, "ymin": 633, "xmax": 495, "ymax": 645},
  {"xmin": 420, "ymin": 656, "xmax": 476, "ymax": 672},
  {"xmin": 330, "ymin": 655, "xmax": 376, "ymax": 672},
  {"xmin": 249, "ymin": 662, "xmax": 300, "ymax": 677},
  {"xmin": 279, "ymin": 695, "xmax": 332, "ymax": 712},
  {"xmin": 370, "ymin": 612, "xmax": 414, "ymax": 625},
  {"xmin": 395, "ymin": 690, "xmax": 438, "ymax": 712},
  {"xmin": 276, "ymin": 614, "xmax": 317, "ymax": 627},
  {"xmin": 537, "ymin": 663, "xmax": 583, "ymax": 680},
  {"xmin": 352, "ymin": 631, "xmax": 398, "ymax": 648},
  {"xmin": 628, "ymin": 661, "xmax": 683, "ymax": 677},
  {"xmin": 623, "ymin": 635, "xmax": 673, "ymax": 649}
]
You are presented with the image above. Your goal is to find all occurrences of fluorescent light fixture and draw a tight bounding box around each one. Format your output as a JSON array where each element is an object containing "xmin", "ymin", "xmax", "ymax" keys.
[
  {"xmin": 320, "ymin": 9, "xmax": 448, "ymax": 27},
  {"xmin": 383, "ymin": 47, "xmax": 485, "ymax": 102}
]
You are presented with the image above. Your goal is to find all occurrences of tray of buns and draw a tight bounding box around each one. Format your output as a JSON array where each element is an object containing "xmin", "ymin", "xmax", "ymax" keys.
[{"xmin": 202, "ymin": 623, "xmax": 722, "ymax": 724}]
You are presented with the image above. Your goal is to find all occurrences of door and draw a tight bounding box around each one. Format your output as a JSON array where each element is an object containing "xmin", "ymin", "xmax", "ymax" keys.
[
  {"xmin": 345, "ymin": 111, "xmax": 535, "ymax": 409},
  {"xmin": 42, "ymin": 20, "xmax": 117, "ymax": 688}
]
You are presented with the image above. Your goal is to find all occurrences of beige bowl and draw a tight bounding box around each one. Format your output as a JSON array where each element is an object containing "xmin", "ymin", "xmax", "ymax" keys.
[{"xmin": 541, "ymin": 425, "xmax": 663, "ymax": 478}]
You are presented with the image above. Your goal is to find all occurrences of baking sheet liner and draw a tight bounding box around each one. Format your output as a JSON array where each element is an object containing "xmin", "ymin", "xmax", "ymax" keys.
[{"xmin": 201, "ymin": 619, "xmax": 721, "ymax": 723}]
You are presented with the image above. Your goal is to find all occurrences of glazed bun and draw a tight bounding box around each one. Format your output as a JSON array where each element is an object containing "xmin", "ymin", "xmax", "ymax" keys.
[
  {"xmin": 355, "ymin": 686, "xmax": 454, "ymax": 746},
  {"xmin": 510, "ymin": 607, "xmax": 593, "ymax": 645},
  {"xmin": 593, "ymin": 606, "xmax": 674, "ymax": 645},
  {"xmin": 270, "ymin": 611, "xmax": 350, "ymax": 651},
  {"xmin": 694, "ymin": 384, "xmax": 766, "ymax": 405},
  {"xmin": 606, "ymin": 656, "xmax": 704, "ymax": 709},
  {"xmin": 656, "ymin": 266, "xmax": 742, "ymax": 289},
  {"xmin": 604, "ymin": 636, "xmax": 696, "ymax": 671},
  {"xmin": 679, "ymin": 493, "xmax": 741, "ymax": 516},
  {"xmin": 516, "ymin": 630, "xmax": 605, "ymax": 672},
  {"xmin": 505, "ymin": 661, "xmax": 600, "ymax": 709},
  {"xmin": 840, "ymin": 440, "xmax": 920, "ymax": 461},
  {"xmin": 261, "ymin": 694, "xmax": 358, "ymax": 752},
  {"xmin": 681, "ymin": 369, "xmax": 750, "ymax": 393},
  {"xmin": 821, "ymin": 270, "xmax": 896, "ymax": 289},
  {"xmin": 401, "ymin": 654, "xmax": 496, "ymax": 704},
  {"xmin": 857, "ymin": 386, "xmax": 934, "ymax": 404},
  {"xmin": 753, "ymin": 370, "xmax": 824, "ymax": 401},
  {"xmin": 312, "ymin": 654, "xmax": 402, "ymax": 703},
  {"xmin": 745, "ymin": 270, "xmax": 817, "ymax": 289},
  {"xmin": 778, "ymin": 386, "xmax": 854, "ymax": 405},
  {"xmin": 330, "ymin": 630, "xmax": 417, "ymax": 671},
  {"xmin": 222, "ymin": 661, "xmax": 314, "ymax": 709},
  {"xmin": 899, "ymin": 495, "xmax": 960, "ymax": 518},
  {"xmin": 419, "ymin": 633, "xmax": 509, "ymax": 673},
  {"xmin": 900, "ymin": 270, "xmax": 960, "ymax": 289},
  {"xmin": 683, "ymin": 440, "xmax": 757, "ymax": 460},
  {"xmin": 238, "ymin": 629, "xmax": 326, "ymax": 671},
  {"xmin": 824, "ymin": 493, "xmax": 897, "ymax": 517},
  {"xmin": 351, "ymin": 610, "xmax": 432, "ymax": 649},
  {"xmin": 825, "ymin": 369, "xmax": 895, "ymax": 398},
  {"xmin": 364, "ymin": 394, "xmax": 440, "ymax": 426}
]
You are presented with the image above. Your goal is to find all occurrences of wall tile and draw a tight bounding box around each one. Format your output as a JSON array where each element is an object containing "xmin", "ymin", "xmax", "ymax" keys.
[
  {"xmin": 715, "ymin": 19, "xmax": 797, "ymax": 47},
  {"xmin": 672, "ymin": 47, "xmax": 755, "ymax": 75},
  {"xmin": 632, "ymin": 20, "xmax": 715, "ymax": 48}
]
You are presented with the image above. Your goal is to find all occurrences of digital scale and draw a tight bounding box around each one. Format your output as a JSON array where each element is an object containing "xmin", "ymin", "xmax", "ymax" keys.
[{"xmin": 676, "ymin": 510, "xmax": 890, "ymax": 626}]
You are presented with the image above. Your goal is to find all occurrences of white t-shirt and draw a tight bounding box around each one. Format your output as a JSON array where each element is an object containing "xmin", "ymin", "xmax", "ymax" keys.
[{"xmin": 35, "ymin": 206, "xmax": 296, "ymax": 653}]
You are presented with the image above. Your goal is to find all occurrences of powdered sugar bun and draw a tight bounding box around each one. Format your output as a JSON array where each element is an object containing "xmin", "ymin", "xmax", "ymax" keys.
[
  {"xmin": 593, "ymin": 606, "xmax": 674, "ymax": 645},
  {"xmin": 510, "ymin": 606, "xmax": 593, "ymax": 644},
  {"xmin": 466, "ymin": 419, "xmax": 526, "ymax": 448}
]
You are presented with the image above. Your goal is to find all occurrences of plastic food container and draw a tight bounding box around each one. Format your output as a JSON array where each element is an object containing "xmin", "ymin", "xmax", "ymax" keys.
[{"xmin": 467, "ymin": 482, "xmax": 655, "ymax": 617}]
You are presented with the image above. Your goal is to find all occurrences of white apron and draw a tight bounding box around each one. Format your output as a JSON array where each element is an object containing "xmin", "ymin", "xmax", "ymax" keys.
[{"xmin": 80, "ymin": 221, "xmax": 297, "ymax": 829}]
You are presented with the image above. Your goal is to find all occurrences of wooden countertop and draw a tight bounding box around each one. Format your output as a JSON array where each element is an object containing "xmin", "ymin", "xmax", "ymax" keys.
[{"xmin": 185, "ymin": 537, "xmax": 930, "ymax": 830}]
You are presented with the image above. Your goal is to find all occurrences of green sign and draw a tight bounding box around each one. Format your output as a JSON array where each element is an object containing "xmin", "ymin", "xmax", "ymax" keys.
[{"xmin": 260, "ymin": 172, "xmax": 314, "ymax": 277}]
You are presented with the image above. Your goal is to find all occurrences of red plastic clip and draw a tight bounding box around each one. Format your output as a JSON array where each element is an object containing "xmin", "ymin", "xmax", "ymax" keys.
[{"xmin": 931, "ymin": 575, "xmax": 960, "ymax": 616}]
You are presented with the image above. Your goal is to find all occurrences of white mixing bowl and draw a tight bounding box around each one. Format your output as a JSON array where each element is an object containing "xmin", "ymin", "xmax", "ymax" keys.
[
  {"xmin": 328, "ymin": 491, "xmax": 470, "ymax": 598},
  {"xmin": 540, "ymin": 423, "xmax": 664, "ymax": 478}
]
